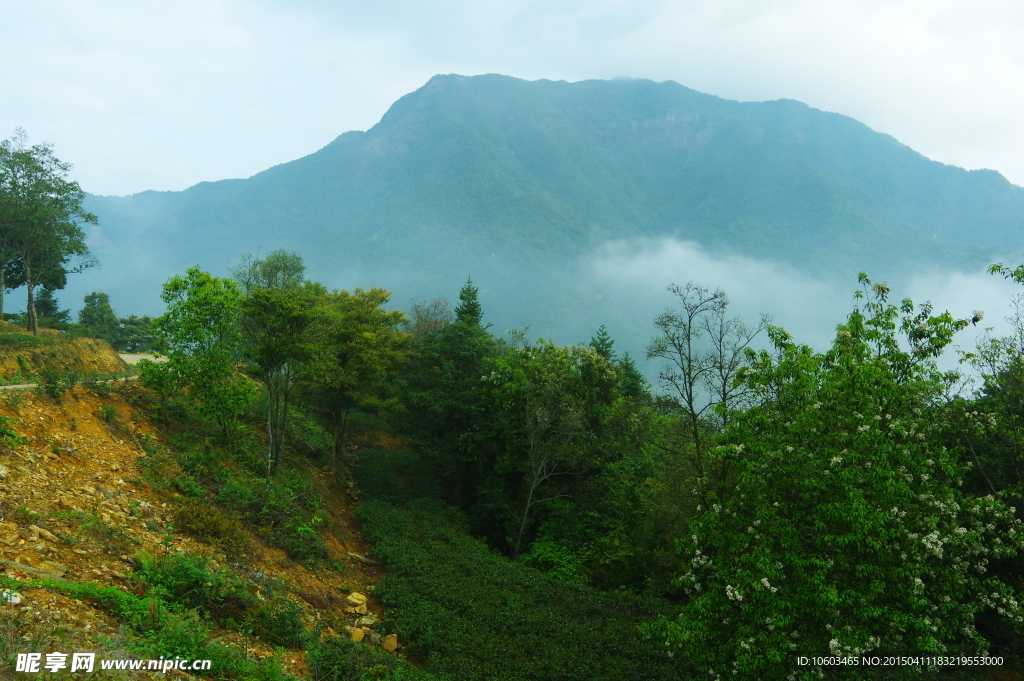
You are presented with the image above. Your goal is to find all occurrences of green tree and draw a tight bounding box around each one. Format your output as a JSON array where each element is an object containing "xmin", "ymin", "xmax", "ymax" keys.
[
  {"xmin": 488, "ymin": 340, "xmax": 619, "ymax": 559},
  {"xmin": 590, "ymin": 325, "xmax": 650, "ymax": 400},
  {"xmin": 141, "ymin": 267, "xmax": 253, "ymax": 439},
  {"xmin": 116, "ymin": 314, "xmax": 157, "ymax": 353},
  {"xmin": 240, "ymin": 286, "xmax": 316, "ymax": 482},
  {"xmin": 589, "ymin": 324, "xmax": 616, "ymax": 360},
  {"xmin": 0, "ymin": 129, "xmax": 96, "ymax": 333},
  {"xmin": 230, "ymin": 249, "xmax": 306, "ymax": 295},
  {"xmin": 304, "ymin": 287, "xmax": 408, "ymax": 474},
  {"xmin": 31, "ymin": 286, "xmax": 70, "ymax": 326},
  {"xmin": 616, "ymin": 352, "xmax": 649, "ymax": 400},
  {"xmin": 401, "ymin": 297, "xmax": 454, "ymax": 340},
  {"xmin": 78, "ymin": 291, "xmax": 119, "ymax": 344},
  {"xmin": 400, "ymin": 279, "xmax": 499, "ymax": 507},
  {"xmin": 652, "ymin": 275, "xmax": 1024, "ymax": 679},
  {"xmin": 231, "ymin": 250, "xmax": 315, "ymax": 481}
]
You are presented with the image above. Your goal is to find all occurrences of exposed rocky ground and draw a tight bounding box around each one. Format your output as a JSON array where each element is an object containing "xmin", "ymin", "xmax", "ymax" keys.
[
  {"xmin": 0, "ymin": 325, "xmax": 127, "ymax": 383},
  {"xmin": 0, "ymin": 377, "xmax": 397, "ymax": 679}
]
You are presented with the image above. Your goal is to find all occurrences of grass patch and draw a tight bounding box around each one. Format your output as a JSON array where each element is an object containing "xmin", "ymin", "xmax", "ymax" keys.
[
  {"xmin": 247, "ymin": 597, "xmax": 308, "ymax": 649},
  {"xmin": 132, "ymin": 552, "xmax": 258, "ymax": 628},
  {"xmin": 0, "ymin": 333, "xmax": 54, "ymax": 348},
  {"xmin": 0, "ymin": 415, "xmax": 28, "ymax": 447},
  {"xmin": 139, "ymin": 433, "xmax": 329, "ymax": 562},
  {"xmin": 0, "ymin": 573, "xmax": 293, "ymax": 680}
]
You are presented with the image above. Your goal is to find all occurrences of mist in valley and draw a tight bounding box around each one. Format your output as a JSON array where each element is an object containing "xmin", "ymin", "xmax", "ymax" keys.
[{"xmin": 47, "ymin": 229, "xmax": 1024, "ymax": 389}]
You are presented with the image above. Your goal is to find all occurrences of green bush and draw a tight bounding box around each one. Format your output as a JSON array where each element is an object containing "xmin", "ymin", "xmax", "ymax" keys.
[
  {"xmin": 517, "ymin": 539, "xmax": 587, "ymax": 583},
  {"xmin": 259, "ymin": 466, "xmax": 329, "ymax": 560},
  {"xmin": 85, "ymin": 371, "xmax": 121, "ymax": 398},
  {"xmin": 0, "ymin": 415, "xmax": 28, "ymax": 446},
  {"xmin": 164, "ymin": 437, "xmax": 330, "ymax": 561},
  {"xmin": 357, "ymin": 500, "xmax": 684, "ymax": 681},
  {"xmin": 247, "ymin": 596, "xmax": 308, "ymax": 649},
  {"xmin": 133, "ymin": 552, "xmax": 256, "ymax": 626},
  {"xmin": 36, "ymin": 370, "xmax": 81, "ymax": 397},
  {"xmin": 174, "ymin": 499, "xmax": 253, "ymax": 560},
  {"xmin": 308, "ymin": 635, "xmax": 440, "ymax": 681},
  {"xmin": 354, "ymin": 448, "xmax": 443, "ymax": 507}
]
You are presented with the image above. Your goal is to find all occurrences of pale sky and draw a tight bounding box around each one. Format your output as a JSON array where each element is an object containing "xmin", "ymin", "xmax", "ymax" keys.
[{"xmin": 3, "ymin": 0, "xmax": 1023, "ymax": 197}]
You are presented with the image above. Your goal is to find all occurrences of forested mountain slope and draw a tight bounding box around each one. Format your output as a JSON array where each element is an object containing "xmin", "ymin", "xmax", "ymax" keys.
[{"xmin": 79, "ymin": 74, "xmax": 1024, "ymax": 330}]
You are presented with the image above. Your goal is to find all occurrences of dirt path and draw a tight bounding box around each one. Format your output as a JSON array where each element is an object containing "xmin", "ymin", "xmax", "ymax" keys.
[{"xmin": 117, "ymin": 353, "xmax": 167, "ymax": 365}]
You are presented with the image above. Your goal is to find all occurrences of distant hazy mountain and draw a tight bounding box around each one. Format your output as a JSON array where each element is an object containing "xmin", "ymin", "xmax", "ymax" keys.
[{"xmin": 77, "ymin": 74, "xmax": 1024, "ymax": 350}]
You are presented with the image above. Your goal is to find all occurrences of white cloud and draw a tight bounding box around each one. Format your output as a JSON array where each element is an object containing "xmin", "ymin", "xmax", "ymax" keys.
[{"xmin": 582, "ymin": 238, "xmax": 1024, "ymax": 366}]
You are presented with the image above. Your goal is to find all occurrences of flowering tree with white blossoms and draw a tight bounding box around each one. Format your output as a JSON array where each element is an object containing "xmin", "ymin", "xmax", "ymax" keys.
[{"xmin": 650, "ymin": 275, "xmax": 1024, "ymax": 680}]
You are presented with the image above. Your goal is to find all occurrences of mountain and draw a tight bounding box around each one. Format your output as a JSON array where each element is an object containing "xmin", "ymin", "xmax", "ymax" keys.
[{"xmin": 74, "ymin": 74, "xmax": 1024, "ymax": 351}]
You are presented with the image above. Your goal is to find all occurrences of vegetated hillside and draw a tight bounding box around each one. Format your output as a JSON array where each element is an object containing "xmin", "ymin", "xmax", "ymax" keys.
[
  {"xmin": 0, "ymin": 351, "xmax": 690, "ymax": 681},
  {"xmin": 0, "ymin": 323, "xmax": 126, "ymax": 383},
  {"xmin": 0, "ymin": 373, "xmax": 405, "ymax": 680},
  {"xmin": 74, "ymin": 74, "xmax": 1024, "ymax": 366},
  {"xmin": 83, "ymin": 74, "xmax": 1024, "ymax": 295}
]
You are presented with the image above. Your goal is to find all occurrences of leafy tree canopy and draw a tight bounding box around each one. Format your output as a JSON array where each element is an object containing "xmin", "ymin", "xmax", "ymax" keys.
[
  {"xmin": 230, "ymin": 249, "xmax": 306, "ymax": 294},
  {"xmin": 651, "ymin": 275, "xmax": 1024, "ymax": 680},
  {"xmin": 142, "ymin": 266, "xmax": 253, "ymax": 437},
  {"xmin": 78, "ymin": 291, "xmax": 119, "ymax": 344},
  {"xmin": 0, "ymin": 128, "xmax": 96, "ymax": 331}
]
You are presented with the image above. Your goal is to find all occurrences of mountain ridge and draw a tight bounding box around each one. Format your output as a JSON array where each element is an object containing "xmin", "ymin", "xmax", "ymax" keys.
[{"xmin": 73, "ymin": 74, "xmax": 1024, "ymax": 348}]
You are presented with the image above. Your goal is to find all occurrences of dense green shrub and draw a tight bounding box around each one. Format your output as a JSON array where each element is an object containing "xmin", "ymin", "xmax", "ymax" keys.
[
  {"xmin": 354, "ymin": 448, "xmax": 444, "ymax": 507},
  {"xmin": 247, "ymin": 597, "xmax": 309, "ymax": 649},
  {"xmin": 36, "ymin": 370, "xmax": 81, "ymax": 397},
  {"xmin": 308, "ymin": 635, "xmax": 440, "ymax": 681},
  {"xmin": 357, "ymin": 500, "xmax": 684, "ymax": 681},
  {"xmin": 133, "ymin": 552, "xmax": 256, "ymax": 626},
  {"xmin": 174, "ymin": 499, "xmax": 254, "ymax": 560},
  {"xmin": 164, "ymin": 439, "xmax": 329, "ymax": 561}
]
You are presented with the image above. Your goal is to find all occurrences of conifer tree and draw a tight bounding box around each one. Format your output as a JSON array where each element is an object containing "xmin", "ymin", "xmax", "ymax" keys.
[{"xmin": 589, "ymin": 325, "xmax": 616, "ymax": 360}]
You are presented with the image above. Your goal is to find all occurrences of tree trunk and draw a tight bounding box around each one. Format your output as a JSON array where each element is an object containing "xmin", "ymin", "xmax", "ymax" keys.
[
  {"xmin": 512, "ymin": 477, "xmax": 537, "ymax": 561},
  {"xmin": 331, "ymin": 405, "xmax": 342, "ymax": 476},
  {"xmin": 265, "ymin": 381, "xmax": 276, "ymax": 499},
  {"xmin": 0, "ymin": 266, "xmax": 5, "ymax": 319},
  {"xmin": 330, "ymin": 406, "xmax": 349, "ymax": 476},
  {"xmin": 339, "ymin": 408, "xmax": 349, "ymax": 464},
  {"xmin": 274, "ymin": 383, "xmax": 291, "ymax": 473},
  {"xmin": 26, "ymin": 268, "xmax": 37, "ymax": 334},
  {"xmin": 512, "ymin": 431, "xmax": 542, "ymax": 561}
]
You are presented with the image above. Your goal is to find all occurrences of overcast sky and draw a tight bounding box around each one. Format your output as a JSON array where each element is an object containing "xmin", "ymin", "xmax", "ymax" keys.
[{"xmin": 3, "ymin": 0, "xmax": 1023, "ymax": 197}]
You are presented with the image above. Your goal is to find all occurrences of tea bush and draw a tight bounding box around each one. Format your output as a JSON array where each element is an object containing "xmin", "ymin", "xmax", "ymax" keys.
[
  {"xmin": 357, "ymin": 500, "xmax": 684, "ymax": 681},
  {"xmin": 308, "ymin": 634, "xmax": 440, "ymax": 681}
]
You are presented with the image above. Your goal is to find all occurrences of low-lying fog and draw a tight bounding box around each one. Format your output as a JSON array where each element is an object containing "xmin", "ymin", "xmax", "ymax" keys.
[{"xmin": 42, "ymin": 235, "xmax": 1024, "ymax": 388}]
